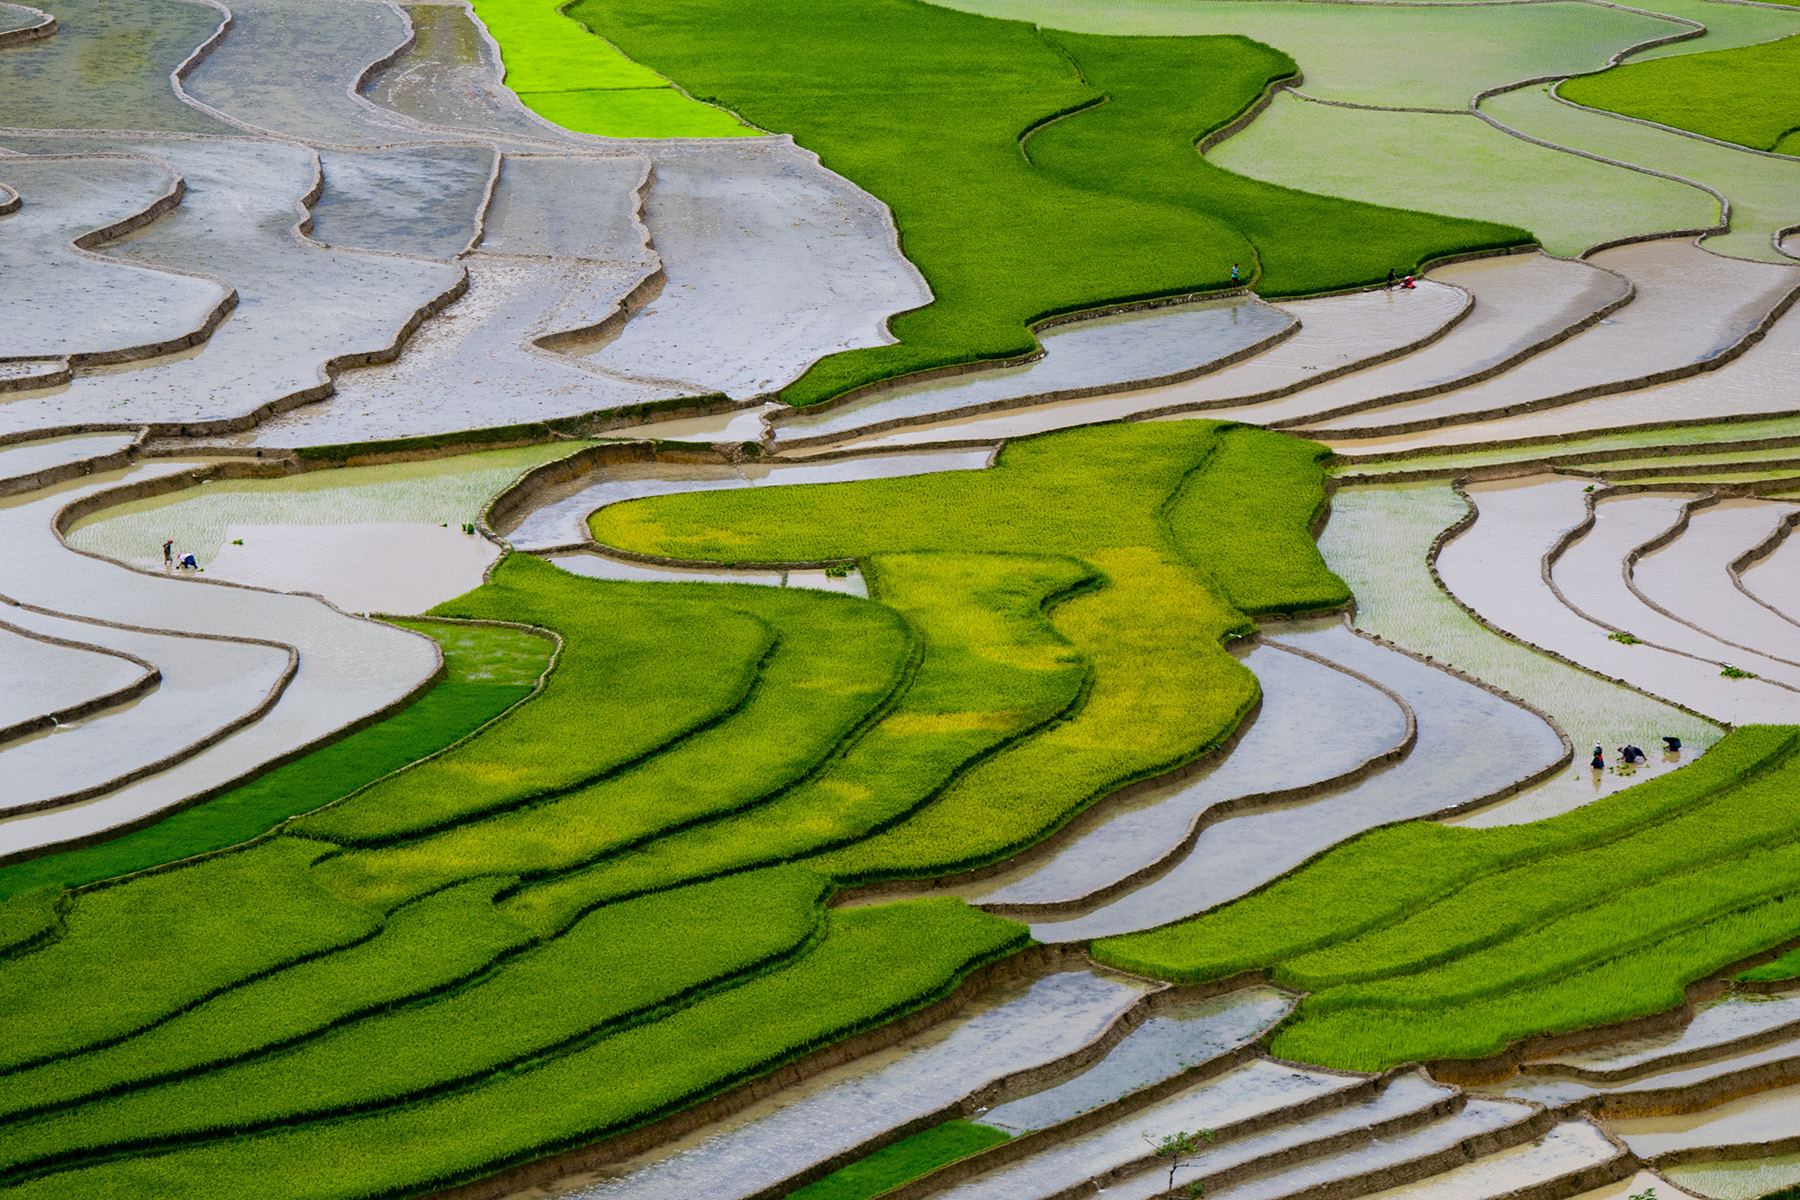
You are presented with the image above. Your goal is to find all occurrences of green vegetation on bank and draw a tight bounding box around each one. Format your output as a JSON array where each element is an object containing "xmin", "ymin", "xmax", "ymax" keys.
[
  {"xmin": 1095, "ymin": 726, "xmax": 1800, "ymax": 1069},
  {"xmin": 790, "ymin": 1120, "xmax": 1013, "ymax": 1200},
  {"xmin": 0, "ymin": 901, "xmax": 1024, "ymax": 1200},
  {"xmin": 0, "ymin": 622, "xmax": 551, "ymax": 902},
  {"xmin": 464, "ymin": 0, "xmax": 755, "ymax": 137},
  {"xmin": 0, "ymin": 422, "xmax": 1352, "ymax": 1197},
  {"xmin": 561, "ymin": 0, "xmax": 1527, "ymax": 405},
  {"xmin": 1559, "ymin": 33, "xmax": 1800, "ymax": 153}
]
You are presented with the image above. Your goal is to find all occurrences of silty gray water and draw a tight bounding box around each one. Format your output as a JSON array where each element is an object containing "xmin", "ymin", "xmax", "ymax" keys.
[
  {"xmin": 1101, "ymin": 1073, "xmax": 1462, "ymax": 1200},
  {"xmin": 1533, "ymin": 988, "xmax": 1800, "ymax": 1079},
  {"xmin": 977, "ymin": 986, "xmax": 1293, "ymax": 1134},
  {"xmin": 0, "ymin": 155, "xmax": 230, "ymax": 360},
  {"xmin": 562, "ymin": 970, "xmax": 1154, "ymax": 1200},
  {"xmin": 0, "ymin": 434, "xmax": 138, "ymax": 483},
  {"xmin": 936, "ymin": 1058, "xmax": 1373, "ymax": 1200},
  {"xmin": 1632, "ymin": 500, "xmax": 1800, "ymax": 669},
  {"xmin": 769, "ymin": 296, "xmax": 1293, "ymax": 445},
  {"xmin": 1501, "ymin": 1027, "xmax": 1800, "ymax": 1110},
  {"xmin": 1260, "ymin": 1120, "xmax": 1623, "ymax": 1200},
  {"xmin": 1305, "ymin": 242, "xmax": 1800, "ymax": 439},
  {"xmin": 0, "ymin": 136, "xmax": 464, "ymax": 440},
  {"xmin": 308, "ymin": 144, "xmax": 495, "ymax": 258},
  {"xmin": 0, "ymin": 461, "xmax": 439, "ymax": 857},
  {"xmin": 0, "ymin": 602, "xmax": 291, "ymax": 818},
  {"xmin": 0, "ymin": 619, "xmax": 148, "ymax": 741},
  {"xmin": 0, "ymin": 0, "xmax": 231, "ymax": 134},
  {"xmin": 505, "ymin": 450, "xmax": 992, "ymax": 551},
  {"xmin": 973, "ymin": 641, "xmax": 1408, "ymax": 908},
  {"xmin": 1030, "ymin": 622, "xmax": 1565, "ymax": 942}
]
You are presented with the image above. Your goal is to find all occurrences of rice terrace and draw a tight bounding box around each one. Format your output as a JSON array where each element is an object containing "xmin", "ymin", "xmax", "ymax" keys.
[{"xmin": 5, "ymin": 0, "xmax": 1800, "ymax": 1195}]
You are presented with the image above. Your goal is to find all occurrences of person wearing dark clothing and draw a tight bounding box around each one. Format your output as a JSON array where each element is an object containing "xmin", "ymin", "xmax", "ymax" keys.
[
  {"xmin": 1386, "ymin": 268, "xmax": 1396, "ymax": 290},
  {"xmin": 162, "ymin": 539, "xmax": 174, "ymax": 565},
  {"xmin": 1663, "ymin": 736, "xmax": 1683, "ymax": 752},
  {"xmin": 1591, "ymin": 745, "xmax": 1605, "ymax": 770}
]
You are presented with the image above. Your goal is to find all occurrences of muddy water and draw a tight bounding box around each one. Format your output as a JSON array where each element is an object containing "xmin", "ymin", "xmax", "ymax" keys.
[
  {"xmin": 1633, "ymin": 500, "xmax": 1800, "ymax": 669},
  {"xmin": 0, "ymin": 601, "xmax": 290, "ymax": 818},
  {"xmin": 1555, "ymin": 494, "xmax": 1800, "ymax": 690},
  {"xmin": 1503, "ymin": 1029, "xmax": 1800, "ymax": 1111},
  {"xmin": 1344, "ymin": 1121, "xmax": 1624, "ymax": 1200},
  {"xmin": 547, "ymin": 552, "xmax": 870, "ymax": 598},
  {"xmin": 1739, "ymin": 517, "xmax": 1800, "ymax": 628},
  {"xmin": 1306, "ymin": 243, "xmax": 1799, "ymax": 439},
  {"xmin": 1440, "ymin": 477, "xmax": 1800, "ymax": 724},
  {"xmin": 505, "ymin": 450, "xmax": 991, "ymax": 551},
  {"xmin": 977, "ymin": 987, "xmax": 1294, "ymax": 1134},
  {"xmin": 0, "ymin": 620, "xmax": 146, "ymax": 738},
  {"xmin": 1533, "ymin": 989, "xmax": 1800, "ymax": 1079},
  {"xmin": 1030, "ymin": 622, "xmax": 1563, "ymax": 942},
  {"xmin": 940, "ymin": 1059, "xmax": 1374, "ymax": 1200},
  {"xmin": 1231, "ymin": 253, "xmax": 1628, "ymax": 428},
  {"xmin": 204, "ymin": 522, "xmax": 500, "ymax": 615},
  {"xmin": 310, "ymin": 145, "xmax": 494, "ymax": 259},
  {"xmin": 0, "ymin": 434, "xmax": 137, "ymax": 482},
  {"xmin": 365, "ymin": 3, "xmax": 576, "ymax": 142},
  {"xmin": 544, "ymin": 970, "xmax": 1153, "ymax": 1200},
  {"xmin": 971, "ymin": 642, "xmax": 1408, "ymax": 908},
  {"xmin": 0, "ymin": 462, "xmax": 439, "ymax": 856},
  {"xmin": 769, "ymin": 297, "xmax": 1292, "ymax": 446},
  {"xmin": 1667, "ymin": 1150, "xmax": 1800, "ymax": 1200},
  {"xmin": 1610, "ymin": 1079, "xmax": 1800, "ymax": 1159},
  {"xmin": 804, "ymin": 285, "xmax": 1464, "ymax": 454}
]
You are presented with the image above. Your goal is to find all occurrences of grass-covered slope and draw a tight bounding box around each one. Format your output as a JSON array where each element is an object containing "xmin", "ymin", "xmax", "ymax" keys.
[
  {"xmin": 465, "ymin": 0, "xmax": 756, "ymax": 137},
  {"xmin": 0, "ymin": 622, "xmax": 551, "ymax": 902},
  {"xmin": 1560, "ymin": 33, "xmax": 1800, "ymax": 153},
  {"xmin": 0, "ymin": 424, "xmax": 1349, "ymax": 1197},
  {"xmin": 1095, "ymin": 725, "xmax": 1800, "ymax": 1069},
  {"xmin": 559, "ymin": 0, "xmax": 1528, "ymax": 405}
]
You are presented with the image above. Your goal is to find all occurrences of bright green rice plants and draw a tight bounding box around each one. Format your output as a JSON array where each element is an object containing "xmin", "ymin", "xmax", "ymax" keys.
[
  {"xmin": 293, "ymin": 555, "xmax": 777, "ymax": 845},
  {"xmin": 1092, "ymin": 726, "xmax": 1798, "ymax": 983},
  {"xmin": 0, "ymin": 839, "xmax": 376, "ymax": 1073},
  {"xmin": 311, "ymin": 585, "xmax": 915, "ymax": 912},
  {"xmin": 1274, "ymin": 888, "xmax": 1800, "ymax": 1069},
  {"xmin": 561, "ymin": 0, "xmax": 1526, "ymax": 406},
  {"xmin": 1559, "ymin": 34, "xmax": 1800, "ymax": 153},
  {"xmin": 0, "ymin": 880, "xmax": 534, "ymax": 1123},
  {"xmin": 0, "ymin": 869, "xmax": 832, "ymax": 1178},
  {"xmin": 1742, "ymin": 945, "xmax": 1800, "ymax": 983},
  {"xmin": 0, "ymin": 621, "xmax": 552, "ymax": 901},
  {"xmin": 0, "ymin": 900, "xmax": 1027, "ymax": 1200},
  {"xmin": 463, "ymin": 0, "xmax": 756, "ymax": 138},
  {"xmin": 497, "ymin": 550, "xmax": 1098, "ymax": 931},
  {"xmin": 789, "ymin": 1120, "xmax": 1013, "ymax": 1200}
]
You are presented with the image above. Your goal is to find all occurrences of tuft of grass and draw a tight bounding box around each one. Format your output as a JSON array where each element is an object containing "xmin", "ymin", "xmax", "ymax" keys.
[
  {"xmin": 789, "ymin": 1120, "xmax": 1013, "ymax": 1200},
  {"xmin": 1740, "ymin": 945, "xmax": 1800, "ymax": 983},
  {"xmin": 561, "ymin": 0, "xmax": 1527, "ymax": 406},
  {"xmin": 1559, "ymin": 33, "xmax": 1800, "ymax": 153}
]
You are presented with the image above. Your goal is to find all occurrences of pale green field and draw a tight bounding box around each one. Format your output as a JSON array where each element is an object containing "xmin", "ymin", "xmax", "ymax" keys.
[
  {"xmin": 1623, "ymin": 0, "xmax": 1800, "ymax": 61},
  {"xmin": 1492, "ymin": 85, "xmax": 1800, "ymax": 262},
  {"xmin": 936, "ymin": 0, "xmax": 1680, "ymax": 110},
  {"xmin": 67, "ymin": 444, "xmax": 593, "ymax": 569},
  {"xmin": 1335, "ymin": 416, "xmax": 1800, "ymax": 477},
  {"xmin": 1210, "ymin": 93, "xmax": 1716, "ymax": 257},
  {"xmin": 1321, "ymin": 482, "xmax": 1719, "ymax": 753}
]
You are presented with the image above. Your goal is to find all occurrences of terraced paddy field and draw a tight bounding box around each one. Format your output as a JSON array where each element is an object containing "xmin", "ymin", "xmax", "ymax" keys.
[{"xmin": 8, "ymin": 0, "xmax": 1800, "ymax": 1196}]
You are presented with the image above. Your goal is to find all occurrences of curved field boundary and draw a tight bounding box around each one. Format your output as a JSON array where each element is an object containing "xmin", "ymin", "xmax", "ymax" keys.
[
  {"xmin": 0, "ymin": 1, "xmax": 52, "ymax": 48},
  {"xmin": 0, "ymin": 594, "xmax": 298, "ymax": 820},
  {"xmin": 0, "ymin": 619, "xmax": 159, "ymax": 749},
  {"xmin": 0, "ymin": 153, "xmax": 241, "ymax": 368},
  {"xmin": 761, "ymin": 304, "xmax": 1301, "ymax": 454},
  {"xmin": 1727, "ymin": 507, "xmax": 1800, "ymax": 630},
  {"xmin": 1424, "ymin": 478, "xmax": 1721, "ymax": 728},
  {"xmin": 973, "ymin": 636, "xmax": 1419, "ymax": 922},
  {"xmin": 0, "ymin": 428, "xmax": 148, "ymax": 500},
  {"xmin": 0, "ymin": 463, "xmax": 450, "ymax": 866},
  {"xmin": 1308, "ymin": 273, "xmax": 1800, "ymax": 441},
  {"xmin": 1541, "ymin": 487, "xmax": 1800, "ymax": 694},
  {"xmin": 1620, "ymin": 494, "xmax": 1800, "ymax": 673},
  {"xmin": 414, "ymin": 943, "xmax": 1095, "ymax": 1200},
  {"xmin": 1259, "ymin": 264, "xmax": 1637, "ymax": 431}
]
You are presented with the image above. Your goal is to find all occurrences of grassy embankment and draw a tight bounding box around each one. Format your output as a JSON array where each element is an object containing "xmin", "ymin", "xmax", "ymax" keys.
[
  {"xmin": 1096, "ymin": 725, "xmax": 1800, "ymax": 1069},
  {"xmin": 0, "ymin": 423, "xmax": 1344, "ymax": 1196},
  {"xmin": 790, "ymin": 1121, "xmax": 1013, "ymax": 1200},
  {"xmin": 0, "ymin": 622, "xmax": 551, "ymax": 903},
  {"xmin": 1560, "ymin": 33, "xmax": 1800, "ymax": 155},
  {"xmin": 464, "ymin": 0, "xmax": 755, "ymax": 137},
  {"xmin": 560, "ymin": 0, "xmax": 1529, "ymax": 406}
]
